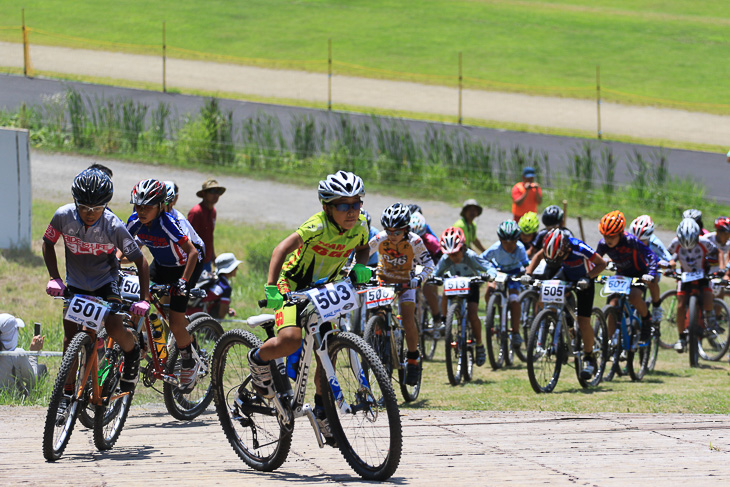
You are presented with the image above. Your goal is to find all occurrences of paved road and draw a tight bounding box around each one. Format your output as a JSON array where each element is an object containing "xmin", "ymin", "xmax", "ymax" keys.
[
  {"xmin": 2, "ymin": 41, "xmax": 730, "ymax": 148},
  {"xmin": 2, "ymin": 405, "xmax": 729, "ymax": 486}
]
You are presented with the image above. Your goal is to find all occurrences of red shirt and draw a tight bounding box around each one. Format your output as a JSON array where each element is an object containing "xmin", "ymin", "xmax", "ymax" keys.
[{"xmin": 188, "ymin": 204, "xmax": 216, "ymax": 263}]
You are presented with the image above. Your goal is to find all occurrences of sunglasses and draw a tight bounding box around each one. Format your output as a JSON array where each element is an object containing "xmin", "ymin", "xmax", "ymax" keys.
[
  {"xmin": 76, "ymin": 203, "xmax": 106, "ymax": 214},
  {"xmin": 385, "ymin": 228, "xmax": 406, "ymax": 237},
  {"xmin": 329, "ymin": 201, "xmax": 363, "ymax": 212}
]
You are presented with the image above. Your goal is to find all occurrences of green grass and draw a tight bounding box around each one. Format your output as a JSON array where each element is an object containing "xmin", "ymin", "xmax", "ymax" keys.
[
  {"xmin": 2, "ymin": 1, "xmax": 730, "ymax": 110},
  {"xmin": 4, "ymin": 198, "xmax": 730, "ymax": 413}
]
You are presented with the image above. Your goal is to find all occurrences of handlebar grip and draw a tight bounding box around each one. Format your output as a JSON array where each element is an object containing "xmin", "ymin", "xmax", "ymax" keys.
[{"xmin": 258, "ymin": 299, "xmax": 268, "ymax": 309}]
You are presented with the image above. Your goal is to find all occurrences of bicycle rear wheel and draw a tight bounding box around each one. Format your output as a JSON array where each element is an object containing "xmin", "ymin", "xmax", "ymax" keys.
[
  {"xmin": 43, "ymin": 332, "xmax": 92, "ymax": 461},
  {"xmin": 627, "ymin": 319, "xmax": 649, "ymax": 381},
  {"xmin": 657, "ymin": 290, "xmax": 679, "ymax": 349},
  {"xmin": 418, "ymin": 304, "xmax": 438, "ymax": 361},
  {"xmin": 699, "ymin": 298, "xmax": 730, "ymax": 361},
  {"xmin": 526, "ymin": 309, "xmax": 563, "ymax": 393},
  {"xmin": 576, "ymin": 308, "xmax": 608, "ymax": 388},
  {"xmin": 321, "ymin": 332, "xmax": 402, "ymax": 481},
  {"xmin": 364, "ymin": 314, "xmax": 393, "ymax": 378},
  {"xmin": 518, "ymin": 289, "xmax": 539, "ymax": 345},
  {"xmin": 93, "ymin": 343, "xmax": 134, "ymax": 451},
  {"xmin": 485, "ymin": 294, "xmax": 504, "ymax": 370},
  {"xmin": 444, "ymin": 302, "xmax": 463, "ymax": 385},
  {"xmin": 396, "ymin": 323, "xmax": 421, "ymax": 402},
  {"xmin": 211, "ymin": 329, "xmax": 291, "ymax": 472},
  {"xmin": 164, "ymin": 316, "xmax": 224, "ymax": 420}
]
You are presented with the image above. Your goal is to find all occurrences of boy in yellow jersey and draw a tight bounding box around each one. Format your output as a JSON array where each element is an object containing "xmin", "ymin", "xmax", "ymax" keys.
[
  {"xmin": 368, "ymin": 203, "xmax": 435, "ymax": 386},
  {"xmin": 248, "ymin": 170, "xmax": 372, "ymax": 444}
]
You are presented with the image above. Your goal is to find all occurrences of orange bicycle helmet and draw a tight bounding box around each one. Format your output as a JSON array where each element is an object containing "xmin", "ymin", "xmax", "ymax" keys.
[
  {"xmin": 440, "ymin": 227, "xmax": 465, "ymax": 254},
  {"xmin": 599, "ymin": 210, "xmax": 625, "ymax": 236}
]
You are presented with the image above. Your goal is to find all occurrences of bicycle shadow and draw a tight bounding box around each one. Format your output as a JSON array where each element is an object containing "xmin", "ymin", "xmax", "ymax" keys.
[
  {"xmin": 62, "ymin": 445, "xmax": 160, "ymax": 462},
  {"xmin": 221, "ymin": 468, "xmax": 408, "ymax": 484}
]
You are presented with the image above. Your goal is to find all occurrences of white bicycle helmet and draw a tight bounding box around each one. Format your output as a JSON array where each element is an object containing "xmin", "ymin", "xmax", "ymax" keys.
[
  {"xmin": 317, "ymin": 170, "xmax": 365, "ymax": 203},
  {"xmin": 381, "ymin": 203, "xmax": 412, "ymax": 229},
  {"xmin": 629, "ymin": 215, "xmax": 654, "ymax": 242},
  {"xmin": 164, "ymin": 181, "xmax": 176, "ymax": 205},
  {"xmin": 409, "ymin": 212, "xmax": 427, "ymax": 236},
  {"xmin": 677, "ymin": 218, "xmax": 700, "ymax": 250}
]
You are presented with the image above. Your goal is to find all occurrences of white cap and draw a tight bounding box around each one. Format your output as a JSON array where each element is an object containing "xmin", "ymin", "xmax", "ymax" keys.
[
  {"xmin": 0, "ymin": 313, "xmax": 25, "ymax": 351},
  {"xmin": 215, "ymin": 253, "xmax": 242, "ymax": 275}
]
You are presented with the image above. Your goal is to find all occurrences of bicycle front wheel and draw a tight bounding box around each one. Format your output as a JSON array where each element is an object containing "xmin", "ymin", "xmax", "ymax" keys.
[
  {"xmin": 43, "ymin": 332, "xmax": 92, "ymax": 461},
  {"xmin": 699, "ymin": 298, "xmax": 730, "ymax": 361},
  {"xmin": 485, "ymin": 294, "xmax": 504, "ymax": 370},
  {"xmin": 687, "ymin": 295, "xmax": 701, "ymax": 367},
  {"xmin": 627, "ymin": 319, "xmax": 649, "ymax": 381},
  {"xmin": 444, "ymin": 302, "xmax": 464, "ymax": 385},
  {"xmin": 418, "ymin": 304, "xmax": 438, "ymax": 361},
  {"xmin": 657, "ymin": 290, "xmax": 679, "ymax": 349},
  {"xmin": 164, "ymin": 315, "xmax": 224, "ymax": 420},
  {"xmin": 396, "ymin": 322, "xmax": 421, "ymax": 402},
  {"xmin": 526, "ymin": 309, "xmax": 563, "ymax": 393},
  {"xmin": 211, "ymin": 329, "xmax": 291, "ymax": 472},
  {"xmin": 363, "ymin": 314, "xmax": 393, "ymax": 378},
  {"xmin": 321, "ymin": 332, "xmax": 402, "ymax": 481},
  {"xmin": 93, "ymin": 343, "xmax": 134, "ymax": 451}
]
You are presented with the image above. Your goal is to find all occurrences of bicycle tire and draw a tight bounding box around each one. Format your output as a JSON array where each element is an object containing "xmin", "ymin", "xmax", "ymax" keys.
[
  {"xmin": 42, "ymin": 332, "xmax": 92, "ymax": 461},
  {"xmin": 321, "ymin": 332, "xmax": 402, "ymax": 481},
  {"xmin": 77, "ymin": 376, "xmax": 96, "ymax": 430},
  {"xmin": 444, "ymin": 302, "xmax": 463, "ymax": 385},
  {"xmin": 518, "ymin": 288, "xmax": 539, "ymax": 344},
  {"xmin": 698, "ymin": 298, "xmax": 730, "ymax": 361},
  {"xmin": 363, "ymin": 314, "xmax": 393, "ymax": 379},
  {"xmin": 93, "ymin": 343, "xmax": 134, "ymax": 451},
  {"xmin": 211, "ymin": 329, "xmax": 291, "ymax": 472},
  {"xmin": 485, "ymin": 294, "xmax": 504, "ymax": 370},
  {"xmin": 688, "ymin": 295, "xmax": 701, "ymax": 367},
  {"xmin": 396, "ymin": 319, "xmax": 421, "ymax": 402},
  {"xmin": 186, "ymin": 311, "xmax": 212, "ymax": 323},
  {"xmin": 647, "ymin": 330, "xmax": 660, "ymax": 372},
  {"xmin": 575, "ymin": 308, "xmax": 608, "ymax": 388},
  {"xmin": 601, "ymin": 305, "xmax": 624, "ymax": 382},
  {"xmin": 463, "ymin": 320, "xmax": 475, "ymax": 382},
  {"xmin": 526, "ymin": 308, "xmax": 563, "ymax": 393},
  {"xmin": 657, "ymin": 289, "xmax": 679, "ymax": 349},
  {"xmin": 627, "ymin": 316, "xmax": 649, "ymax": 381},
  {"xmin": 163, "ymin": 316, "xmax": 224, "ymax": 420},
  {"xmin": 418, "ymin": 304, "xmax": 438, "ymax": 361}
]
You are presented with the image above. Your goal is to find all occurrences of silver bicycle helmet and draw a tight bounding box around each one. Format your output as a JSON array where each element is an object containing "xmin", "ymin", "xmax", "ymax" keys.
[
  {"xmin": 682, "ymin": 209, "xmax": 704, "ymax": 229},
  {"xmin": 317, "ymin": 170, "xmax": 365, "ymax": 203},
  {"xmin": 497, "ymin": 220, "xmax": 522, "ymax": 241},
  {"xmin": 677, "ymin": 218, "xmax": 700, "ymax": 250},
  {"xmin": 163, "ymin": 181, "xmax": 176, "ymax": 205},
  {"xmin": 130, "ymin": 179, "xmax": 166, "ymax": 206},
  {"xmin": 381, "ymin": 203, "xmax": 412, "ymax": 229}
]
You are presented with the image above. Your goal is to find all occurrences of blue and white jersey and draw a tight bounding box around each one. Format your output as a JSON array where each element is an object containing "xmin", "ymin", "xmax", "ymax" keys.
[
  {"xmin": 481, "ymin": 241, "xmax": 529, "ymax": 274},
  {"xmin": 172, "ymin": 208, "xmax": 206, "ymax": 255},
  {"xmin": 127, "ymin": 211, "xmax": 196, "ymax": 267},
  {"xmin": 560, "ymin": 237, "xmax": 598, "ymax": 281},
  {"xmin": 434, "ymin": 249, "xmax": 497, "ymax": 279},
  {"xmin": 646, "ymin": 234, "xmax": 672, "ymax": 263}
]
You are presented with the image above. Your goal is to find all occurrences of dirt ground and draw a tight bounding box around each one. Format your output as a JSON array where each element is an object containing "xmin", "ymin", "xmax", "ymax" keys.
[
  {"xmin": 2, "ymin": 405, "xmax": 730, "ymax": 486},
  {"xmin": 2, "ymin": 41, "xmax": 730, "ymax": 147}
]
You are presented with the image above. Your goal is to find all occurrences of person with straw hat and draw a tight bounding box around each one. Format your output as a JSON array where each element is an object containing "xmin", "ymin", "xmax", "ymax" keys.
[
  {"xmin": 453, "ymin": 199, "xmax": 486, "ymax": 253},
  {"xmin": 188, "ymin": 179, "xmax": 226, "ymax": 273}
]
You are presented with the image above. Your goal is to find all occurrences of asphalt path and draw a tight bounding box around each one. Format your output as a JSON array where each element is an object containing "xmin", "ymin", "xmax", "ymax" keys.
[{"xmin": 2, "ymin": 73, "xmax": 729, "ymax": 204}]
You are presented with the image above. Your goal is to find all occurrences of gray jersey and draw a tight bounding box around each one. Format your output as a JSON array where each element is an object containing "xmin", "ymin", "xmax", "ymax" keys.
[
  {"xmin": 173, "ymin": 208, "xmax": 206, "ymax": 255},
  {"xmin": 43, "ymin": 203, "xmax": 143, "ymax": 290}
]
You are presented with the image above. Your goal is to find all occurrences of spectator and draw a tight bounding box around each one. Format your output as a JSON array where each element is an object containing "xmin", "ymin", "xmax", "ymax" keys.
[
  {"xmin": 511, "ymin": 166, "xmax": 543, "ymax": 221},
  {"xmin": 453, "ymin": 199, "xmax": 486, "ymax": 253},
  {"xmin": 0, "ymin": 314, "xmax": 47, "ymax": 396},
  {"xmin": 189, "ymin": 253, "xmax": 242, "ymax": 319},
  {"xmin": 188, "ymin": 179, "xmax": 226, "ymax": 273}
]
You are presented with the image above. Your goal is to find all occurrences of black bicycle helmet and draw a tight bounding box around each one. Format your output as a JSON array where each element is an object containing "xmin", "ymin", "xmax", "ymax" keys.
[
  {"xmin": 130, "ymin": 179, "xmax": 166, "ymax": 206},
  {"xmin": 407, "ymin": 203, "xmax": 423, "ymax": 215},
  {"xmin": 542, "ymin": 205, "xmax": 564, "ymax": 227},
  {"xmin": 381, "ymin": 203, "xmax": 412, "ymax": 229},
  {"xmin": 71, "ymin": 168, "xmax": 113, "ymax": 207}
]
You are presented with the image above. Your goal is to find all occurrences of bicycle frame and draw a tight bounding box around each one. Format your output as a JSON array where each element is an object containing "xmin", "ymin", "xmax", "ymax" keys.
[
  {"xmin": 365, "ymin": 285, "xmax": 405, "ymax": 373},
  {"xmin": 538, "ymin": 284, "xmax": 580, "ymax": 357}
]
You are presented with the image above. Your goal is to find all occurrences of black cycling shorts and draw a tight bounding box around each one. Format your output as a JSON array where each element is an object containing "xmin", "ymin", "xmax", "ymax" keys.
[
  {"xmin": 467, "ymin": 281, "xmax": 481, "ymax": 304},
  {"xmin": 150, "ymin": 260, "xmax": 203, "ymax": 313},
  {"xmin": 67, "ymin": 281, "xmax": 121, "ymax": 304}
]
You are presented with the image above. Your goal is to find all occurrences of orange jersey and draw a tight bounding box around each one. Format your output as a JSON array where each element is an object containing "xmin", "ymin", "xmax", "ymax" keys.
[{"xmin": 368, "ymin": 231, "xmax": 435, "ymax": 283}]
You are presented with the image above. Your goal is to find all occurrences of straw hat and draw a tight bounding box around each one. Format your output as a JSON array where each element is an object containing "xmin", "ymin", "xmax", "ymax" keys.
[{"xmin": 196, "ymin": 179, "xmax": 227, "ymax": 198}]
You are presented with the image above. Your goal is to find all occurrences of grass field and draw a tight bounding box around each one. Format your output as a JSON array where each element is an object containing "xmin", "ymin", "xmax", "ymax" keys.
[
  {"xmin": 2, "ymin": 1, "xmax": 730, "ymax": 109},
  {"xmin": 2, "ymin": 199, "xmax": 730, "ymax": 414}
]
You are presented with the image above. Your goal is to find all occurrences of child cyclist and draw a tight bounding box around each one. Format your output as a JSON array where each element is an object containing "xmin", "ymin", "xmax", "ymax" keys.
[
  {"xmin": 410, "ymin": 211, "xmax": 444, "ymax": 325},
  {"xmin": 481, "ymin": 220, "xmax": 530, "ymax": 350},
  {"xmin": 123, "ymin": 179, "xmax": 203, "ymax": 393},
  {"xmin": 517, "ymin": 211, "xmax": 540, "ymax": 258},
  {"xmin": 248, "ymin": 171, "xmax": 372, "ymax": 442},
  {"xmin": 369, "ymin": 203, "xmax": 435, "ymax": 385},
  {"xmin": 433, "ymin": 227, "xmax": 497, "ymax": 367},
  {"xmin": 596, "ymin": 211, "xmax": 661, "ymax": 344},
  {"xmin": 43, "ymin": 168, "xmax": 151, "ymax": 394},
  {"xmin": 668, "ymin": 218, "xmax": 719, "ymax": 352},
  {"xmin": 524, "ymin": 228, "xmax": 607, "ymax": 379}
]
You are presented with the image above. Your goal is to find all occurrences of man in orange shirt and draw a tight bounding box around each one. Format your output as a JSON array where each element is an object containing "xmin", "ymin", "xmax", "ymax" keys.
[{"xmin": 511, "ymin": 166, "xmax": 543, "ymax": 221}]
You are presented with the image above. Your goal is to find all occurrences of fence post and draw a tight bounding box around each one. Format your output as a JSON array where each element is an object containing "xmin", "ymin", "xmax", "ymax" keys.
[
  {"xmin": 22, "ymin": 8, "xmax": 31, "ymax": 78},
  {"xmin": 596, "ymin": 64, "xmax": 602, "ymax": 140},
  {"xmin": 458, "ymin": 51, "xmax": 463, "ymax": 125},
  {"xmin": 328, "ymin": 38, "xmax": 332, "ymax": 111},
  {"xmin": 162, "ymin": 21, "xmax": 167, "ymax": 93}
]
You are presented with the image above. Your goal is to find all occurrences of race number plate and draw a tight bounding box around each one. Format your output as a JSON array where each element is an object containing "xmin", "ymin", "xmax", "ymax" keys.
[
  {"xmin": 541, "ymin": 280, "xmax": 567, "ymax": 304},
  {"xmin": 305, "ymin": 279, "xmax": 358, "ymax": 322},
  {"xmin": 120, "ymin": 275, "xmax": 140, "ymax": 300},
  {"xmin": 65, "ymin": 295, "xmax": 109, "ymax": 331},
  {"xmin": 443, "ymin": 277, "xmax": 470, "ymax": 296},
  {"xmin": 495, "ymin": 272, "xmax": 508, "ymax": 284},
  {"xmin": 364, "ymin": 286, "xmax": 396, "ymax": 309},
  {"xmin": 681, "ymin": 270, "xmax": 705, "ymax": 283},
  {"xmin": 603, "ymin": 275, "xmax": 632, "ymax": 295}
]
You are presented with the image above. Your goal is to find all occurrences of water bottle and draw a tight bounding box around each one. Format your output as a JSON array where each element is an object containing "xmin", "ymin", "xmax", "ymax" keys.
[
  {"xmin": 149, "ymin": 313, "xmax": 167, "ymax": 360},
  {"xmin": 286, "ymin": 346, "xmax": 303, "ymax": 381}
]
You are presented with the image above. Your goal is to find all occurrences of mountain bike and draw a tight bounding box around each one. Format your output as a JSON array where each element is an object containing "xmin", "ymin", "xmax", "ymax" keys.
[
  {"xmin": 211, "ymin": 277, "xmax": 402, "ymax": 481},
  {"xmin": 597, "ymin": 275, "xmax": 649, "ymax": 381},
  {"xmin": 525, "ymin": 279, "xmax": 607, "ymax": 393},
  {"xmin": 43, "ymin": 294, "xmax": 135, "ymax": 461},
  {"xmin": 659, "ymin": 270, "xmax": 730, "ymax": 366},
  {"xmin": 484, "ymin": 272, "xmax": 527, "ymax": 369},
  {"xmin": 416, "ymin": 285, "xmax": 441, "ymax": 361},
  {"xmin": 362, "ymin": 282, "xmax": 421, "ymax": 402}
]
